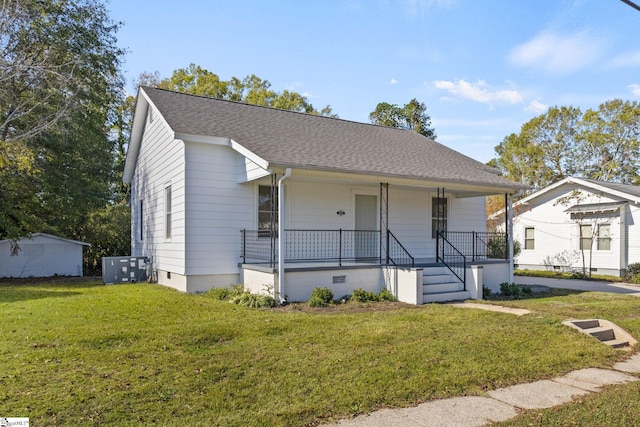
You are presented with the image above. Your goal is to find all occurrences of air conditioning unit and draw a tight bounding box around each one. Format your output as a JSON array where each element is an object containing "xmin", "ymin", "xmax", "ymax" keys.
[{"xmin": 102, "ymin": 256, "xmax": 149, "ymax": 284}]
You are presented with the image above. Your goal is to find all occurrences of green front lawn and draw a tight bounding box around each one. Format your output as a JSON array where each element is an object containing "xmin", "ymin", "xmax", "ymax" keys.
[{"xmin": 1, "ymin": 280, "xmax": 638, "ymax": 426}]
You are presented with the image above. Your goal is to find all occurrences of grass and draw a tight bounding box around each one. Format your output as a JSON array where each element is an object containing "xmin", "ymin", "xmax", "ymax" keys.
[{"xmin": 1, "ymin": 280, "xmax": 639, "ymax": 426}]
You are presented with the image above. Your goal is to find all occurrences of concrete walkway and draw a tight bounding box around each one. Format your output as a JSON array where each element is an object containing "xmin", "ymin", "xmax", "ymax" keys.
[
  {"xmin": 322, "ymin": 354, "xmax": 640, "ymax": 427},
  {"xmin": 514, "ymin": 275, "xmax": 640, "ymax": 296}
]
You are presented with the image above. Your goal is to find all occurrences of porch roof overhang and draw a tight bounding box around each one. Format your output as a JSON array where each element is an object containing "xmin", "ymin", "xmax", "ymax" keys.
[
  {"xmin": 265, "ymin": 164, "xmax": 524, "ymax": 197},
  {"xmin": 564, "ymin": 202, "xmax": 628, "ymax": 215}
]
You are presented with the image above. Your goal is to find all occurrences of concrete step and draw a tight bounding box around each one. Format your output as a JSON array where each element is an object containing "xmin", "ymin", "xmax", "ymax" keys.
[
  {"xmin": 585, "ymin": 326, "xmax": 616, "ymax": 342},
  {"xmin": 562, "ymin": 318, "xmax": 637, "ymax": 350},
  {"xmin": 605, "ymin": 339, "xmax": 631, "ymax": 349},
  {"xmin": 423, "ymin": 274, "xmax": 456, "ymax": 285},
  {"xmin": 423, "ymin": 290, "xmax": 471, "ymax": 303},
  {"xmin": 423, "ymin": 282, "xmax": 464, "ymax": 294}
]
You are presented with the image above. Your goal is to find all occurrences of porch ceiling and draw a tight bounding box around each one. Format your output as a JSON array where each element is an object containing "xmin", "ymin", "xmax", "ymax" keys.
[{"xmin": 266, "ymin": 167, "xmax": 519, "ymax": 197}]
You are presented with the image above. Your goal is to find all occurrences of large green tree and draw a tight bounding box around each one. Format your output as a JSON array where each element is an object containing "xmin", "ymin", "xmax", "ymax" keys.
[
  {"xmin": 149, "ymin": 63, "xmax": 337, "ymax": 117},
  {"xmin": 0, "ymin": 0, "xmax": 127, "ymax": 265},
  {"xmin": 491, "ymin": 100, "xmax": 640, "ymax": 194},
  {"xmin": 369, "ymin": 98, "xmax": 437, "ymax": 139}
]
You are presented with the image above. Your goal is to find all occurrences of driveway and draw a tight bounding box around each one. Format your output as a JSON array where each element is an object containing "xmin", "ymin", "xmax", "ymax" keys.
[{"xmin": 515, "ymin": 275, "xmax": 640, "ymax": 296}]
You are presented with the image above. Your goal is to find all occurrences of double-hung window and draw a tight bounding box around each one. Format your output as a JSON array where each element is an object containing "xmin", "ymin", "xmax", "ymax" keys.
[
  {"xmin": 431, "ymin": 197, "xmax": 447, "ymax": 238},
  {"xmin": 597, "ymin": 224, "xmax": 611, "ymax": 250},
  {"xmin": 258, "ymin": 185, "xmax": 277, "ymax": 236},
  {"xmin": 165, "ymin": 185, "xmax": 172, "ymax": 240},
  {"xmin": 580, "ymin": 224, "xmax": 592, "ymax": 250},
  {"xmin": 524, "ymin": 227, "xmax": 535, "ymax": 250}
]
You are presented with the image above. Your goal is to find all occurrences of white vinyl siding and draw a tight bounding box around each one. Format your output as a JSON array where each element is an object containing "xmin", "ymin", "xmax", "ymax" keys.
[
  {"xmin": 130, "ymin": 105, "xmax": 185, "ymax": 275},
  {"xmin": 183, "ymin": 141, "xmax": 254, "ymax": 276}
]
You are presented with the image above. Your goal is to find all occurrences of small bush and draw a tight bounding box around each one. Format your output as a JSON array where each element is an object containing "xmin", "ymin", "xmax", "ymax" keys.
[
  {"xmin": 627, "ymin": 263, "xmax": 640, "ymax": 278},
  {"xmin": 352, "ymin": 288, "xmax": 378, "ymax": 303},
  {"xmin": 499, "ymin": 282, "xmax": 531, "ymax": 300},
  {"xmin": 632, "ymin": 274, "xmax": 640, "ymax": 285},
  {"xmin": 228, "ymin": 287, "xmax": 275, "ymax": 308},
  {"xmin": 377, "ymin": 287, "xmax": 395, "ymax": 302},
  {"xmin": 207, "ymin": 284, "xmax": 243, "ymax": 301},
  {"xmin": 309, "ymin": 287, "xmax": 334, "ymax": 307},
  {"xmin": 482, "ymin": 285, "xmax": 492, "ymax": 299}
]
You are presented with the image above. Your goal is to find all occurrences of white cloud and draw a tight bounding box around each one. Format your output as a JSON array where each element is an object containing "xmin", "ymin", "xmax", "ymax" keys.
[
  {"xmin": 629, "ymin": 83, "xmax": 640, "ymax": 96},
  {"xmin": 508, "ymin": 30, "xmax": 605, "ymax": 75},
  {"xmin": 609, "ymin": 51, "xmax": 640, "ymax": 68},
  {"xmin": 433, "ymin": 79, "xmax": 524, "ymax": 106},
  {"xmin": 390, "ymin": 78, "xmax": 398, "ymax": 85},
  {"xmin": 525, "ymin": 100, "xmax": 548, "ymax": 114}
]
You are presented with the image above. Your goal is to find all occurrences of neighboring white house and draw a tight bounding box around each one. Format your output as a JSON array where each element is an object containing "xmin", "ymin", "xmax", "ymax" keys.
[
  {"xmin": 505, "ymin": 177, "xmax": 640, "ymax": 277},
  {"xmin": 0, "ymin": 233, "xmax": 90, "ymax": 278},
  {"xmin": 123, "ymin": 87, "xmax": 526, "ymax": 303}
]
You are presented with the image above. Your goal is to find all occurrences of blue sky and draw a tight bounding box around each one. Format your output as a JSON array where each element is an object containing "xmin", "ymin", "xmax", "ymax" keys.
[{"xmin": 108, "ymin": 0, "xmax": 640, "ymax": 163}]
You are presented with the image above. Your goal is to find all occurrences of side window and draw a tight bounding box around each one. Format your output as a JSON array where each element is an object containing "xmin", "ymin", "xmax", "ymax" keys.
[
  {"xmin": 597, "ymin": 224, "xmax": 611, "ymax": 250},
  {"xmin": 165, "ymin": 185, "xmax": 172, "ymax": 240},
  {"xmin": 431, "ymin": 197, "xmax": 447, "ymax": 238},
  {"xmin": 580, "ymin": 224, "xmax": 592, "ymax": 251},
  {"xmin": 140, "ymin": 200, "xmax": 144, "ymax": 241},
  {"xmin": 258, "ymin": 185, "xmax": 278, "ymax": 235},
  {"xmin": 524, "ymin": 227, "xmax": 535, "ymax": 250}
]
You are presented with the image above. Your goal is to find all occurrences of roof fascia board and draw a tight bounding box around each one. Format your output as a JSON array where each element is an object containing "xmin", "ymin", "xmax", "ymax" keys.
[
  {"xmin": 229, "ymin": 139, "xmax": 270, "ymax": 170},
  {"xmin": 123, "ymin": 87, "xmax": 176, "ymax": 183},
  {"xmin": 270, "ymin": 166, "xmax": 521, "ymax": 196}
]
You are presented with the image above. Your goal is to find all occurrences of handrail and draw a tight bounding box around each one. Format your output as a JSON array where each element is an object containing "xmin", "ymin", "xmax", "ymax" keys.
[
  {"xmin": 437, "ymin": 230, "xmax": 466, "ymax": 288},
  {"xmin": 387, "ymin": 230, "xmax": 415, "ymax": 267}
]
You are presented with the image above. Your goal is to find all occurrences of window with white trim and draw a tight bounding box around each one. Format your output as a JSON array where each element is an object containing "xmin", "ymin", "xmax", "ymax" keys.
[
  {"xmin": 597, "ymin": 223, "xmax": 611, "ymax": 250},
  {"xmin": 258, "ymin": 185, "xmax": 278, "ymax": 235},
  {"xmin": 431, "ymin": 197, "xmax": 447, "ymax": 239},
  {"xmin": 139, "ymin": 200, "xmax": 144, "ymax": 241},
  {"xmin": 580, "ymin": 224, "xmax": 592, "ymax": 250},
  {"xmin": 524, "ymin": 227, "xmax": 535, "ymax": 250},
  {"xmin": 165, "ymin": 185, "xmax": 172, "ymax": 240}
]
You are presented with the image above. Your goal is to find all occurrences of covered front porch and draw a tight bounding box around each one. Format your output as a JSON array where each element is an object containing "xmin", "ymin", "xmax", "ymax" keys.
[{"xmin": 237, "ymin": 168, "xmax": 516, "ymax": 304}]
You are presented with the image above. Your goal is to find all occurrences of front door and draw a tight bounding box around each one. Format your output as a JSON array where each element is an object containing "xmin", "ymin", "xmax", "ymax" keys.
[{"xmin": 355, "ymin": 194, "xmax": 377, "ymax": 259}]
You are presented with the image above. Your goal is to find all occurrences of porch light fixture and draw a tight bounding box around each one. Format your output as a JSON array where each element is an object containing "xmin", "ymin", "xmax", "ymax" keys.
[{"xmin": 336, "ymin": 210, "xmax": 345, "ymax": 216}]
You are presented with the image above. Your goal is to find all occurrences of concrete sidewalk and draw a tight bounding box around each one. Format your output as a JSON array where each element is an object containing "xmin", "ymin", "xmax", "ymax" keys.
[
  {"xmin": 514, "ymin": 275, "xmax": 640, "ymax": 296},
  {"xmin": 321, "ymin": 354, "xmax": 640, "ymax": 427}
]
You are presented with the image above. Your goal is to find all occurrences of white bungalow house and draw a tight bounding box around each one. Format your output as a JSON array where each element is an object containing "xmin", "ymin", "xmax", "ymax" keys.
[
  {"xmin": 123, "ymin": 87, "xmax": 526, "ymax": 303},
  {"xmin": 504, "ymin": 177, "xmax": 640, "ymax": 277}
]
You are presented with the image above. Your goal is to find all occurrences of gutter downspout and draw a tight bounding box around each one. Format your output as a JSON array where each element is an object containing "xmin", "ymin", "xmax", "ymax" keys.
[{"xmin": 277, "ymin": 168, "xmax": 292, "ymax": 304}]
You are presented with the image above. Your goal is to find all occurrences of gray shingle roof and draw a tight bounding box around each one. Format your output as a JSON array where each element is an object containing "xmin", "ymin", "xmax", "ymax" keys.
[
  {"xmin": 578, "ymin": 178, "xmax": 640, "ymax": 198},
  {"xmin": 141, "ymin": 86, "xmax": 525, "ymax": 190}
]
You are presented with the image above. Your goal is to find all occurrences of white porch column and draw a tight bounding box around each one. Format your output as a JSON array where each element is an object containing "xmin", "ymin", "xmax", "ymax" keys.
[
  {"xmin": 277, "ymin": 168, "xmax": 292, "ymax": 303},
  {"xmin": 508, "ymin": 192, "xmax": 514, "ymax": 284}
]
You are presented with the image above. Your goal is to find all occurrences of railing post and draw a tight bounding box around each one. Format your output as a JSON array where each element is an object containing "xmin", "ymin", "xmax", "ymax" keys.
[
  {"xmin": 241, "ymin": 229, "xmax": 246, "ymax": 263},
  {"xmin": 386, "ymin": 230, "xmax": 390, "ymax": 265},
  {"xmin": 472, "ymin": 231, "xmax": 476, "ymax": 262},
  {"xmin": 339, "ymin": 228, "xmax": 342, "ymax": 267}
]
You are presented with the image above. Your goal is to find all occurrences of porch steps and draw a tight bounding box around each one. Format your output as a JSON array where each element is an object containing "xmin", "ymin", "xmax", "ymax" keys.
[{"xmin": 422, "ymin": 266, "xmax": 469, "ymax": 303}]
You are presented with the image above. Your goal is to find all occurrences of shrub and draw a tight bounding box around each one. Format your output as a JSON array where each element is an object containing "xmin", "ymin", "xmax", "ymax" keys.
[
  {"xmin": 229, "ymin": 291, "xmax": 275, "ymax": 308},
  {"xmin": 627, "ymin": 263, "xmax": 640, "ymax": 277},
  {"xmin": 377, "ymin": 287, "xmax": 395, "ymax": 302},
  {"xmin": 352, "ymin": 288, "xmax": 379, "ymax": 303},
  {"xmin": 632, "ymin": 274, "xmax": 640, "ymax": 285},
  {"xmin": 482, "ymin": 285, "xmax": 492, "ymax": 299},
  {"xmin": 309, "ymin": 287, "xmax": 334, "ymax": 307},
  {"xmin": 499, "ymin": 282, "xmax": 531, "ymax": 300},
  {"xmin": 206, "ymin": 284, "xmax": 244, "ymax": 301}
]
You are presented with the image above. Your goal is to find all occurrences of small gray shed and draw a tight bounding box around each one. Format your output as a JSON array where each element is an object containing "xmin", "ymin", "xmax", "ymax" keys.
[{"xmin": 0, "ymin": 233, "xmax": 91, "ymax": 278}]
